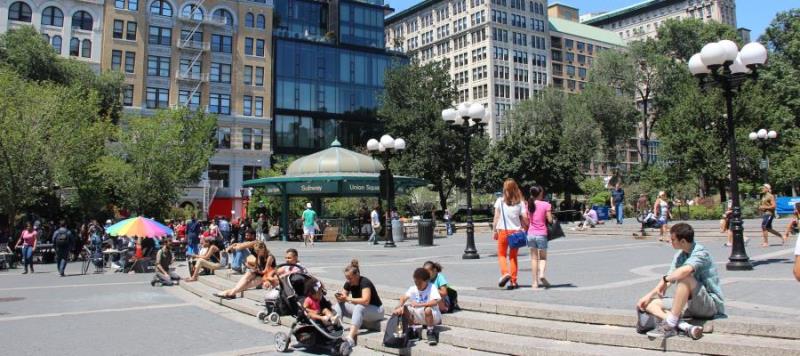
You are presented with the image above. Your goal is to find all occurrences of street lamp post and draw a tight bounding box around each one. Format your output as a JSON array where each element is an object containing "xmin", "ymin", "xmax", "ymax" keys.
[
  {"xmin": 688, "ymin": 40, "xmax": 768, "ymax": 271},
  {"xmin": 748, "ymin": 129, "xmax": 778, "ymax": 184},
  {"xmin": 442, "ymin": 102, "xmax": 487, "ymax": 260},
  {"xmin": 367, "ymin": 134, "xmax": 406, "ymax": 248}
]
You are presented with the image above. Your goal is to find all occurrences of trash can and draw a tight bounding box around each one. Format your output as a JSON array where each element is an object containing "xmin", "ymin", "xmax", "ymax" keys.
[
  {"xmin": 392, "ymin": 219, "xmax": 405, "ymax": 243},
  {"xmin": 418, "ymin": 219, "xmax": 434, "ymax": 246},
  {"xmin": 592, "ymin": 205, "xmax": 610, "ymax": 221}
]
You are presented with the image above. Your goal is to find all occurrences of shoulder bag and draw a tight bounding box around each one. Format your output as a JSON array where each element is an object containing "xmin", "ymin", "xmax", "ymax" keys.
[
  {"xmin": 501, "ymin": 203, "xmax": 528, "ymax": 249},
  {"xmin": 546, "ymin": 217, "xmax": 565, "ymax": 241}
]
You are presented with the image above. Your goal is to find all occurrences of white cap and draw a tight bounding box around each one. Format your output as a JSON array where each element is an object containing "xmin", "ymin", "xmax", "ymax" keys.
[
  {"xmin": 763, "ymin": 183, "xmax": 771, "ymax": 190},
  {"xmin": 306, "ymin": 203, "xmax": 312, "ymax": 208}
]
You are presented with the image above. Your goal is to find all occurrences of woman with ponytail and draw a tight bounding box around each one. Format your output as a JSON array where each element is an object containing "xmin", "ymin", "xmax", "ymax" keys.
[
  {"xmin": 333, "ymin": 259, "xmax": 385, "ymax": 347},
  {"xmin": 527, "ymin": 185, "xmax": 553, "ymax": 289}
]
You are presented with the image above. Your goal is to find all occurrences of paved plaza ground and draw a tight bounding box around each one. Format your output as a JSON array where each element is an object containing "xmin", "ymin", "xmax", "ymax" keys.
[{"xmin": 0, "ymin": 217, "xmax": 796, "ymax": 355}]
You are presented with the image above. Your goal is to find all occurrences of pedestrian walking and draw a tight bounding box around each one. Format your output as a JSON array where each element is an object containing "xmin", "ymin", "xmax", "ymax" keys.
[
  {"xmin": 15, "ymin": 222, "xmax": 37, "ymax": 274},
  {"xmin": 368, "ymin": 205, "xmax": 380, "ymax": 245},
  {"xmin": 444, "ymin": 210, "xmax": 453, "ymax": 236},
  {"xmin": 759, "ymin": 184, "xmax": 786, "ymax": 247},
  {"xmin": 186, "ymin": 216, "xmax": 201, "ymax": 255},
  {"xmin": 637, "ymin": 223, "xmax": 724, "ymax": 340},
  {"xmin": 654, "ymin": 191, "xmax": 671, "ymax": 242},
  {"xmin": 527, "ymin": 185, "xmax": 553, "ymax": 289},
  {"xmin": 794, "ymin": 235, "xmax": 800, "ymax": 282},
  {"xmin": 783, "ymin": 202, "xmax": 799, "ymax": 242},
  {"xmin": 611, "ymin": 183, "xmax": 625, "ymax": 225},
  {"xmin": 52, "ymin": 220, "xmax": 74, "ymax": 277},
  {"xmin": 492, "ymin": 178, "xmax": 528, "ymax": 290},
  {"xmin": 302, "ymin": 203, "xmax": 317, "ymax": 247}
]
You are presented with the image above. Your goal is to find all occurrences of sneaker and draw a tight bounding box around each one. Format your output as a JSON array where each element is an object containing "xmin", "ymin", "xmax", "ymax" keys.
[
  {"xmin": 498, "ymin": 274, "xmax": 511, "ymax": 288},
  {"xmin": 685, "ymin": 325, "xmax": 704, "ymax": 340},
  {"xmin": 647, "ymin": 322, "xmax": 678, "ymax": 339},
  {"xmin": 344, "ymin": 336, "xmax": 356, "ymax": 347},
  {"xmin": 110, "ymin": 262, "xmax": 121, "ymax": 269},
  {"xmin": 427, "ymin": 329, "xmax": 438, "ymax": 346}
]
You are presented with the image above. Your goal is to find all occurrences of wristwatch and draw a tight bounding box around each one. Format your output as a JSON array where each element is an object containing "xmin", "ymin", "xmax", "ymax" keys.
[{"xmin": 662, "ymin": 275, "xmax": 669, "ymax": 284}]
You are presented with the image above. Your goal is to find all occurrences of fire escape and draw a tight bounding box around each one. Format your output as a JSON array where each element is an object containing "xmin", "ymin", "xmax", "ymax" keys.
[{"xmin": 175, "ymin": 1, "xmax": 229, "ymax": 109}]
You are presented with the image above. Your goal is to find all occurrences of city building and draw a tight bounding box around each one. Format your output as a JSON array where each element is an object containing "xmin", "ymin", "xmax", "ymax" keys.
[
  {"xmin": 581, "ymin": 0, "xmax": 737, "ymax": 42},
  {"xmin": 101, "ymin": 0, "xmax": 274, "ymax": 219},
  {"xmin": 0, "ymin": 0, "xmax": 106, "ymax": 70},
  {"xmin": 737, "ymin": 26, "xmax": 749, "ymax": 43},
  {"xmin": 384, "ymin": 0, "xmax": 551, "ymax": 140},
  {"xmin": 547, "ymin": 4, "xmax": 625, "ymax": 93},
  {"xmin": 271, "ymin": 0, "xmax": 404, "ymax": 155}
]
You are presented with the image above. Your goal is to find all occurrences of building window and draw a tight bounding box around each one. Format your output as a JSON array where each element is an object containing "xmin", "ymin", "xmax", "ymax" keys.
[
  {"xmin": 122, "ymin": 85, "xmax": 134, "ymax": 106},
  {"xmin": 72, "ymin": 11, "xmax": 93, "ymax": 31},
  {"xmin": 210, "ymin": 63, "xmax": 231, "ymax": 83},
  {"xmin": 245, "ymin": 38, "xmax": 265, "ymax": 57},
  {"xmin": 113, "ymin": 20, "xmax": 124, "ymax": 38},
  {"xmin": 179, "ymin": 58, "xmax": 201, "ymax": 79},
  {"xmin": 8, "ymin": 2, "xmax": 32, "ymax": 22},
  {"xmin": 148, "ymin": 26, "xmax": 172, "ymax": 46},
  {"xmin": 208, "ymin": 93, "xmax": 231, "ymax": 114},
  {"xmin": 125, "ymin": 51, "xmax": 136, "ymax": 73},
  {"xmin": 115, "ymin": 0, "xmax": 125, "ymax": 9},
  {"xmin": 69, "ymin": 38, "xmax": 80, "ymax": 56},
  {"xmin": 242, "ymin": 128, "xmax": 252, "ymax": 149},
  {"xmin": 181, "ymin": 4, "xmax": 204, "ymax": 20},
  {"xmin": 211, "ymin": 34, "xmax": 232, "ymax": 53},
  {"xmin": 128, "ymin": 0, "xmax": 139, "ymax": 11},
  {"xmin": 256, "ymin": 39, "xmax": 265, "ymax": 57},
  {"xmin": 243, "ymin": 165, "xmax": 260, "ymax": 181},
  {"xmin": 127, "ymin": 22, "xmax": 137, "ymax": 40},
  {"xmin": 51, "ymin": 35, "xmax": 62, "ymax": 53},
  {"xmin": 207, "ymin": 165, "xmax": 230, "ymax": 187},
  {"xmin": 81, "ymin": 39, "xmax": 91, "ymax": 58},
  {"xmin": 243, "ymin": 65, "xmax": 253, "ymax": 85},
  {"xmin": 41, "ymin": 6, "xmax": 64, "ymax": 27},
  {"xmin": 245, "ymin": 13, "xmax": 254, "ymax": 27},
  {"xmin": 111, "ymin": 50, "xmax": 122, "ymax": 70},
  {"xmin": 149, "ymin": 0, "xmax": 173, "ymax": 17},
  {"xmin": 145, "ymin": 87, "xmax": 169, "ymax": 109},
  {"xmin": 147, "ymin": 55, "xmax": 170, "ymax": 77},
  {"xmin": 213, "ymin": 9, "xmax": 234, "ymax": 27},
  {"xmin": 255, "ymin": 97, "xmax": 263, "ymax": 117},
  {"xmin": 253, "ymin": 128, "xmax": 263, "ymax": 149},
  {"xmin": 215, "ymin": 128, "xmax": 231, "ymax": 148},
  {"xmin": 255, "ymin": 67, "xmax": 264, "ymax": 86},
  {"xmin": 178, "ymin": 90, "xmax": 201, "ymax": 110},
  {"xmin": 243, "ymin": 96, "xmax": 253, "ymax": 116},
  {"xmin": 256, "ymin": 14, "xmax": 266, "ymax": 29},
  {"xmin": 245, "ymin": 38, "xmax": 254, "ymax": 55}
]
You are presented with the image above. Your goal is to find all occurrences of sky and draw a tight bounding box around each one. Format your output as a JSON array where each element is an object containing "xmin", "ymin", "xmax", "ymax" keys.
[{"xmin": 388, "ymin": 0, "xmax": 797, "ymax": 41}]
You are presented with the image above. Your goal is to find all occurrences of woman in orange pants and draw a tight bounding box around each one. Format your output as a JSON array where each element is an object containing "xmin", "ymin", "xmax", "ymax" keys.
[{"xmin": 493, "ymin": 179, "xmax": 528, "ymax": 290}]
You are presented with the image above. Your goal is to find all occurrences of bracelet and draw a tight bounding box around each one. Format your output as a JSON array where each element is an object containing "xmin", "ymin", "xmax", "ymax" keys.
[{"xmin": 662, "ymin": 275, "xmax": 669, "ymax": 284}]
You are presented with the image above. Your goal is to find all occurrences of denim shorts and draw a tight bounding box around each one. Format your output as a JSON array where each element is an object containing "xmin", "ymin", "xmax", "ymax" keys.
[
  {"xmin": 761, "ymin": 214, "xmax": 774, "ymax": 229},
  {"xmin": 527, "ymin": 235, "xmax": 548, "ymax": 250}
]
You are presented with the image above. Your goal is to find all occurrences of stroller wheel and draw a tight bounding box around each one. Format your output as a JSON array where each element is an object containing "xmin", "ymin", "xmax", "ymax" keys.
[
  {"xmin": 267, "ymin": 312, "xmax": 281, "ymax": 325},
  {"xmin": 338, "ymin": 340, "xmax": 352, "ymax": 356},
  {"xmin": 274, "ymin": 332, "xmax": 290, "ymax": 352},
  {"xmin": 257, "ymin": 311, "xmax": 268, "ymax": 323}
]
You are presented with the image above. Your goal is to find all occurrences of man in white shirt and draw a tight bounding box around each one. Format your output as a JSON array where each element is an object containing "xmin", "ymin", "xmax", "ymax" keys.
[{"xmin": 394, "ymin": 268, "xmax": 442, "ymax": 345}]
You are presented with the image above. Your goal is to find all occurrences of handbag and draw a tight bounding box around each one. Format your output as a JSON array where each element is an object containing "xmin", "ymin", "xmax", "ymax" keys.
[
  {"xmin": 546, "ymin": 218, "xmax": 565, "ymax": 241},
  {"xmin": 500, "ymin": 202, "xmax": 528, "ymax": 249}
]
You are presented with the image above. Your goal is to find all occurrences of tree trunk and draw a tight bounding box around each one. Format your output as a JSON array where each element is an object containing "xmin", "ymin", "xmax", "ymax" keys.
[
  {"xmin": 641, "ymin": 97, "xmax": 650, "ymax": 168},
  {"xmin": 437, "ymin": 183, "xmax": 448, "ymax": 213},
  {"xmin": 718, "ymin": 181, "xmax": 727, "ymax": 202}
]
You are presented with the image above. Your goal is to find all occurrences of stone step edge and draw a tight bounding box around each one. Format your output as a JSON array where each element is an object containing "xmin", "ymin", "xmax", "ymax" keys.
[
  {"xmin": 185, "ymin": 277, "xmax": 793, "ymax": 356},
  {"xmin": 209, "ymin": 270, "xmax": 800, "ymax": 341},
  {"xmin": 178, "ymin": 277, "xmax": 497, "ymax": 356}
]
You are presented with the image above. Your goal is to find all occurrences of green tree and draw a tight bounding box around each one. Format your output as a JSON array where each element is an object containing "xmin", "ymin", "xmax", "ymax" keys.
[
  {"xmin": 378, "ymin": 61, "xmax": 478, "ymax": 211},
  {"xmin": 95, "ymin": 109, "xmax": 217, "ymax": 218},
  {"xmin": 473, "ymin": 88, "xmax": 599, "ymax": 193}
]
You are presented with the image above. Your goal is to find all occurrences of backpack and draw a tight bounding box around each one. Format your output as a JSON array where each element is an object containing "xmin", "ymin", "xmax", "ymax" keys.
[
  {"xmin": 383, "ymin": 312, "xmax": 410, "ymax": 348},
  {"xmin": 636, "ymin": 308, "xmax": 656, "ymax": 334},
  {"xmin": 54, "ymin": 229, "xmax": 70, "ymax": 248}
]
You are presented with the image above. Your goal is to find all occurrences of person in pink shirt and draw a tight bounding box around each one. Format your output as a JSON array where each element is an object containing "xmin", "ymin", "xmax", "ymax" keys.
[
  {"xmin": 15, "ymin": 222, "xmax": 38, "ymax": 274},
  {"xmin": 526, "ymin": 186, "xmax": 553, "ymax": 289}
]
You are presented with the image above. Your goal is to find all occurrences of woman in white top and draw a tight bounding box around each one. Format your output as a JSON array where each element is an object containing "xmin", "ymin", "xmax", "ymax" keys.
[
  {"xmin": 492, "ymin": 179, "xmax": 528, "ymax": 290},
  {"xmin": 653, "ymin": 191, "xmax": 671, "ymax": 242}
]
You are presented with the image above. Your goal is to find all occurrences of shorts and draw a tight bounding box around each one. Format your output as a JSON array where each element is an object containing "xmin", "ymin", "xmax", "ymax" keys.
[
  {"xmin": 303, "ymin": 226, "xmax": 315, "ymax": 235},
  {"xmin": 527, "ymin": 235, "xmax": 548, "ymax": 250},
  {"xmin": 663, "ymin": 284, "xmax": 718, "ymax": 319},
  {"xmin": 761, "ymin": 214, "xmax": 774, "ymax": 230},
  {"xmin": 658, "ymin": 216, "xmax": 668, "ymax": 225},
  {"xmin": 409, "ymin": 306, "xmax": 442, "ymax": 325}
]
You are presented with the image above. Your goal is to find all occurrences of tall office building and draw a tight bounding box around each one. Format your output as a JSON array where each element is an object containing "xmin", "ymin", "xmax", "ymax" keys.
[
  {"xmin": 271, "ymin": 0, "xmax": 403, "ymax": 155},
  {"xmin": 547, "ymin": 4, "xmax": 625, "ymax": 93},
  {"xmin": 0, "ymin": 0, "xmax": 106, "ymax": 70},
  {"xmin": 384, "ymin": 0, "xmax": 551, "ymax": 140},
  {"xmin": 581, "ymin": 0, "xmax": 737, "ymax": 43},
  {"xmin": 1, "ymin": 0, "xmax": 275, "ymax": 219}
]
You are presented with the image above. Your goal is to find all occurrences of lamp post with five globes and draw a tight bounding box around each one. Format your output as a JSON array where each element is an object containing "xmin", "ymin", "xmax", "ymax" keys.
[
  {"xmin": 442, "ymin": 102, "xmax": 487, "ymax": 260},
  {"xmin": 748, "ymin": 129, "xmax": 778, "ymax": 184},
  {"xmin": 688, "ymin": 39, "xmax": 768, "ymax": 271},
  {"xmin": 366, "ymin": 135, "xmax": 406, "ymax": 248}
]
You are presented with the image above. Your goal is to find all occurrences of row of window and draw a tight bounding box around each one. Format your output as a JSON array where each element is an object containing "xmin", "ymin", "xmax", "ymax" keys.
[
  {"xmin": 9, "ymin": 2, "xmax": 93, "ymax": 30},
  {"xmin": 112, "ymin": 20, "xmax": 137, "ymax": 41},
  {"xmin": 207, "ymin": 164, "xmax": 266, "ymax": 188},
  {"xmin": 214, "ymin": 128, "xmax": 265, "ymax": 150},
  {"xmin": 42, "ymin": 34, "xmax": 91, "ymax": 58},
  {"xmin": 148, "ymin": 0, "xmax": 235, "ymax": 27}
]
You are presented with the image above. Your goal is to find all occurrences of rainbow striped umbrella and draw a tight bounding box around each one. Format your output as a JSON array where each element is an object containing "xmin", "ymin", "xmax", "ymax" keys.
[{"xmin": 105, "ymin": 216, "xmax": 174, "ymax": 239}]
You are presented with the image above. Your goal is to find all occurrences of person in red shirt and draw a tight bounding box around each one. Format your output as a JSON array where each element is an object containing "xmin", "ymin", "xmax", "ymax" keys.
[{"xmin": 175, "ymin": 221, "xmax": 187, "ymax": 241}]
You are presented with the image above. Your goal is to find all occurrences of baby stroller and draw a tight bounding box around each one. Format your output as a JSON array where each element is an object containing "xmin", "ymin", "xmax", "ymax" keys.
[
  {"xmin": 637, "ymin": 212, "xmax": 663, "ymax": 229},
  {"xmin": 268, "ymin": 265, "xmax": 352, "ymax": 356},
  {"xmin": 258, "ymin": 263, "xmax": 308, "ymax": 325}
]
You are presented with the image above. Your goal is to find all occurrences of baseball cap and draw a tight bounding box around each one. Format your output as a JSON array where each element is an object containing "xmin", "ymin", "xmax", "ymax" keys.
[
  {"xmin": 306, "ymin": 203, "xmax": 312, "ymax": 208},
  {"xmin": 763, "ymin": 183, "xmax": 771, "ymax": 190}
]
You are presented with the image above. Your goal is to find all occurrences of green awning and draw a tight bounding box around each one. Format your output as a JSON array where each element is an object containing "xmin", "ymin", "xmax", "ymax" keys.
[{"xmin": 243, "ymin": 174, "xmax": 428, "ymax": 196}]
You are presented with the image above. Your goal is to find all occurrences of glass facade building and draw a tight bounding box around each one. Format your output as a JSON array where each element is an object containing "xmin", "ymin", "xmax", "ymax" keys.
[{"xmin": 272, "ymin": 0, "xmax": 405, "ymax": 154}]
